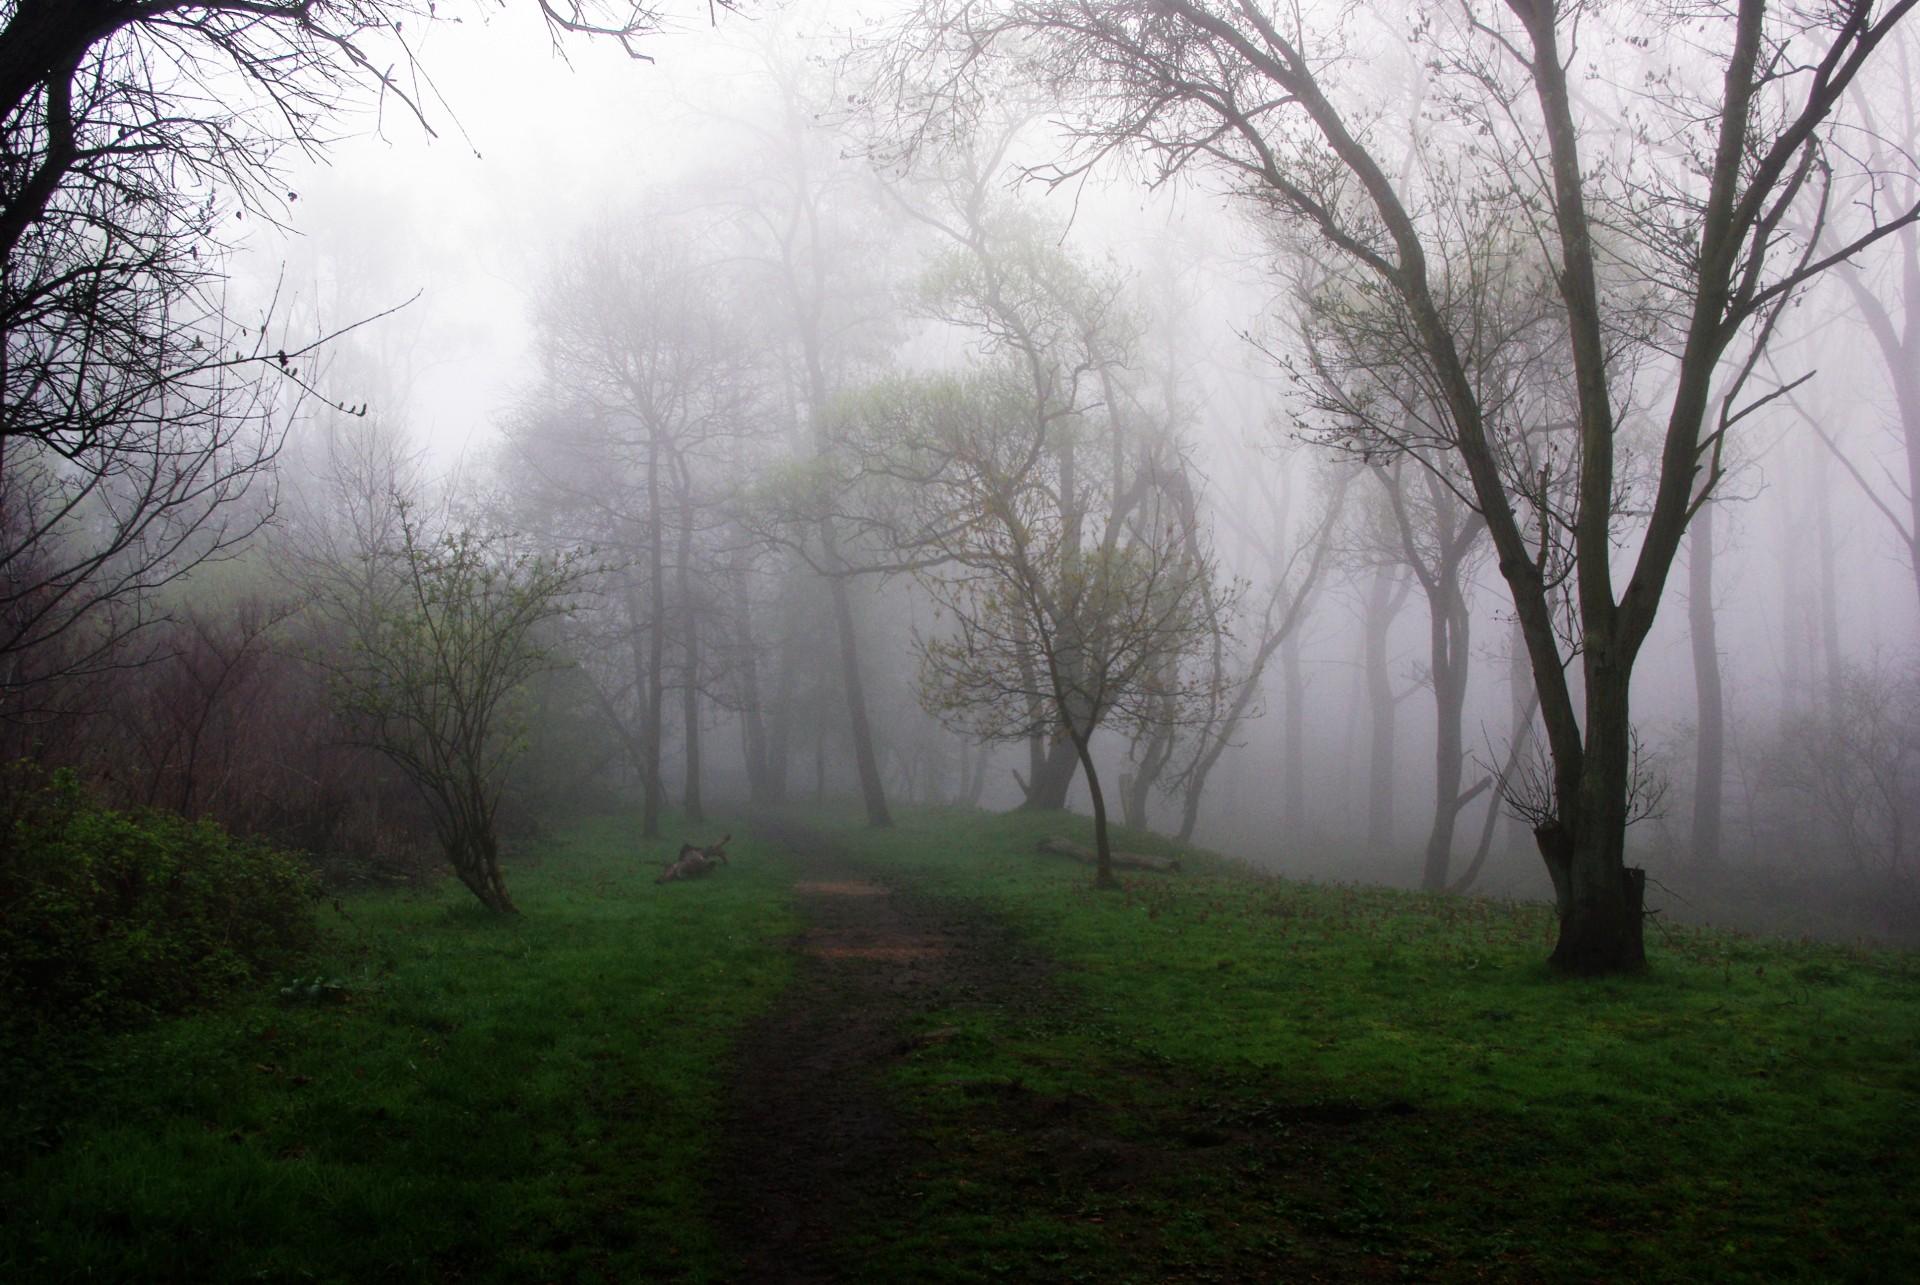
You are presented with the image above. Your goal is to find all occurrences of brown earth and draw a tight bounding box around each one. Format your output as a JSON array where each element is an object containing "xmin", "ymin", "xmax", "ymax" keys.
[{"xmin": 711, "ymin": 817, "xmax": 1060, "ymax": 1282}]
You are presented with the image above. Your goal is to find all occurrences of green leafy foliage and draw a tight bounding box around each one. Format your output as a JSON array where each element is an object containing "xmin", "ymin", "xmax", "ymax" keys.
[{"xmin": 0, "ymin": 765, "xmax": 319, "ymax": 1041}]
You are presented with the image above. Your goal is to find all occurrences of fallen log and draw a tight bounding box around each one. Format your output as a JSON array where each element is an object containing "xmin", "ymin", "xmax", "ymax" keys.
[{"xmin": 1037, "ymin": 836, "xmax": 1181, "ymax": 874}]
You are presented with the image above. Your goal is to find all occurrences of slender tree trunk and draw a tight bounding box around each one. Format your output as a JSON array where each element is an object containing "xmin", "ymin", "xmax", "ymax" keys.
[
  {"xmin": 1069, "ymin": 732, "xmax": 1119, "ymax": 890},
  {"xmin": 827, "ymin": 570, "xmax": 892, "ymax": 827},
  {"xmin": 678, "ymin": 492, "xmax": 703, "ymax": 823},
  {"xmin": 1420, "ymin": 589, "xmax": 1471, "ymax": 892},
  {"xmin": 1364, "ymin": 566, "xmax": 1403, "ymax": 852},
  {"xmin": 729, "ymin": 557, "xmax": 770, "ymax": 805},
  {"xmin": 1779, "ymin": 482, "xmax": 1812, "ymax": 718},
  {"xmin": 643, "ymin": 436, "xmax": 667, "ymax": 840},
  {"xmin": 1813, "ymin": 446, "xmax": 1844, "ymax": 707},
  {"xmin": 766, "ymin": 582, "xmax": 799, "ymax": 806},
  {"xmin": 1281, "ymin": 631, "xmax": 1307, "ymax": 831},
  {"xmin": 1688, "ymin": 501, "xmax": 1724, "ymax": 869},
  {"xmin": 682, "ymin": 612, "xmax": 703, "ymax": 823}
]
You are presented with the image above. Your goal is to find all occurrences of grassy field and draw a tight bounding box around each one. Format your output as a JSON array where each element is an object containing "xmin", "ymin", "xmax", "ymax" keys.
[
  {"xmin": 835, "ymin": 808, "xmax": 1920, "ymax": 1282},
  {"xmin": 0, "ymin": 815, "xmax": 796, "ymax": 1284},
  {"xmin": 2, "ymin": 804, "xmax": 1915, "ymax": 1282}
]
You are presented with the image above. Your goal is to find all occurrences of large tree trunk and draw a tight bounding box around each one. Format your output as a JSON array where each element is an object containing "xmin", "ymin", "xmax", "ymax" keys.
[
  {"xmin": 1021, "ymin": 736, "xmax": 1081, "ymax": 810},
  {"xmin": 1544, "ymin": 669, "xmax": 1647, "ymax": 974},
  {"xmin": 1688, "ymin": 501, "xmax": 1724, "ymax": 869}
]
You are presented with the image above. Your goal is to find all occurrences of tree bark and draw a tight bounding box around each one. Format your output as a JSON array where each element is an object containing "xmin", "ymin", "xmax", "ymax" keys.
[{"xmin": 1545, "ymin": 668, "xmax": 1647, "ymax": 974}]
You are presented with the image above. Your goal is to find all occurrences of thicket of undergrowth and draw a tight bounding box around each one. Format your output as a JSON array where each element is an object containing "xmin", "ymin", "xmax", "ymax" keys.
[{"xmin": 0, "ymin": 764, "xmax": 319, "ymax": 1045}]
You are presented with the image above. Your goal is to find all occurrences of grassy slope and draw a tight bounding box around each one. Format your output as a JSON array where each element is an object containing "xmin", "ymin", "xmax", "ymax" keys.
[
  {"xmin": 835, "ymin": 807, "xmax": 1920, "ymax": 1283},
  {"xmin": 0, "ymin": 815, "xmax": 795, "ymax": 1284}
]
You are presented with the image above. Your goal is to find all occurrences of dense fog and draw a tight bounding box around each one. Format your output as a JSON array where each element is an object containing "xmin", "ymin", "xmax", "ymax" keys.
[{"xmin": 8, "ymin": 0, "xmax": 1920, "ymax": 947}]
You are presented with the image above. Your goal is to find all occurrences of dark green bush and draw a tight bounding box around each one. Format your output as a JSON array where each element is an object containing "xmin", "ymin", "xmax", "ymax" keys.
[{"xmin": 0, "ymin": 766, "xmax": 320, "ymax": 1040}]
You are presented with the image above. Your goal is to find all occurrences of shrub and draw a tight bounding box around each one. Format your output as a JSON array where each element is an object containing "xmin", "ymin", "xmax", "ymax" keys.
[{"xmin": 0, "ymin": 765, "xmax": 320, "ymax": 1041}]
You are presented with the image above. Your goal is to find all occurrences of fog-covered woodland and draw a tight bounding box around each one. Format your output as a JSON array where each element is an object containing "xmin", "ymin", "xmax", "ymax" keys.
[{"xmin": 7, "ymin": 0, "xmax": 1920, "ymax": 972}]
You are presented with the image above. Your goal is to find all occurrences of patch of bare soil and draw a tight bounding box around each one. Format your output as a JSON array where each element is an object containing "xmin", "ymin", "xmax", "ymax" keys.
[{"xmin": 711, "ymin": 818, "xmax": 1058, "ymax": 1282}]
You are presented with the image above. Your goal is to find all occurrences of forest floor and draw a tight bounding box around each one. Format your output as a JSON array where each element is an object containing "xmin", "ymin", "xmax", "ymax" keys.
[{"xmin": 2, "ymin": 807, "xmax": 1916, "ymax": 1283}]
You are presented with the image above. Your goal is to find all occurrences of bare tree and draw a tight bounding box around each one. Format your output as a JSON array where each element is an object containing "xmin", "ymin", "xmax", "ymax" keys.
[
  {"xmin": 716, "ymin": 38, "xmax": 913, "ymax": 828},
  {"xmin": 1168, "ymin": 459, "xmax": 1343, "ymax": 844},
  {"xmin": 882, "ymin": 0, "xmax": 1920, "ymax": 971},
  {"xmin": 0, "ymin": 3, "xmax": 684, "ymax": 719},
  {"xmin": 509, "ymin": 228, "xmax": 760, "ymax": 838}
]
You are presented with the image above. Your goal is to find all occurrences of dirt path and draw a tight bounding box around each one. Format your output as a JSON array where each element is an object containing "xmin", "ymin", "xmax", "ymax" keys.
[{"xmin": 712, "ymin": 817, "xmax": 1057, "ymax": 1282}]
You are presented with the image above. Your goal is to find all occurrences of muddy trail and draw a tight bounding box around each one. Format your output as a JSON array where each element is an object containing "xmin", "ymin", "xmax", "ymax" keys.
[{"xmin": 712, "ymin": 817, "xmax": 1061, "ymax": 1281}]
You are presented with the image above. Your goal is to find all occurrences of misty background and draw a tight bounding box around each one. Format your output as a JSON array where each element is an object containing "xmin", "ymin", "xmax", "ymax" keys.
[{"xmin": 13, "ymin": 0, "xmax": 1920, "ymax": 944}]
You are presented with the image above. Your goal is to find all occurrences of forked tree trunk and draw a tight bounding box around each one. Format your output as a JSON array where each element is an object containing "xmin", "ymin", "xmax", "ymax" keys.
[{"xmin": 443, "ymin": 797, "xmax": 516, "ymax": 914}]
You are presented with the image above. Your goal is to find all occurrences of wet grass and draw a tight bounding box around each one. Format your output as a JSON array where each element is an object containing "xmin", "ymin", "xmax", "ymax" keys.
[
  {"xmin": 837, "ymin": 806, "xmax": 1920, "ymax": 1283},
  {"xmin": 0, "ymin": 814, "xmax": 796, "ymax": 1284},
  {"xmin": 4, "ymin": 804, "xmax": 1914, "ymax": 1282}
]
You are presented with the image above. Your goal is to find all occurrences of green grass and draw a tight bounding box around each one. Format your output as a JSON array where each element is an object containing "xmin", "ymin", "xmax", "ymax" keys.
[
  {"xmin": 0, "ymin": 814, "xmax": 796, "ymax": 1284},
  {"xmin": 834, "ymin": 807, "xmax": 1920, "ymax": 1283},
  {"xmin": 5, "ymin": 803, "xmax": 1915, "ymax": 1282}
]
